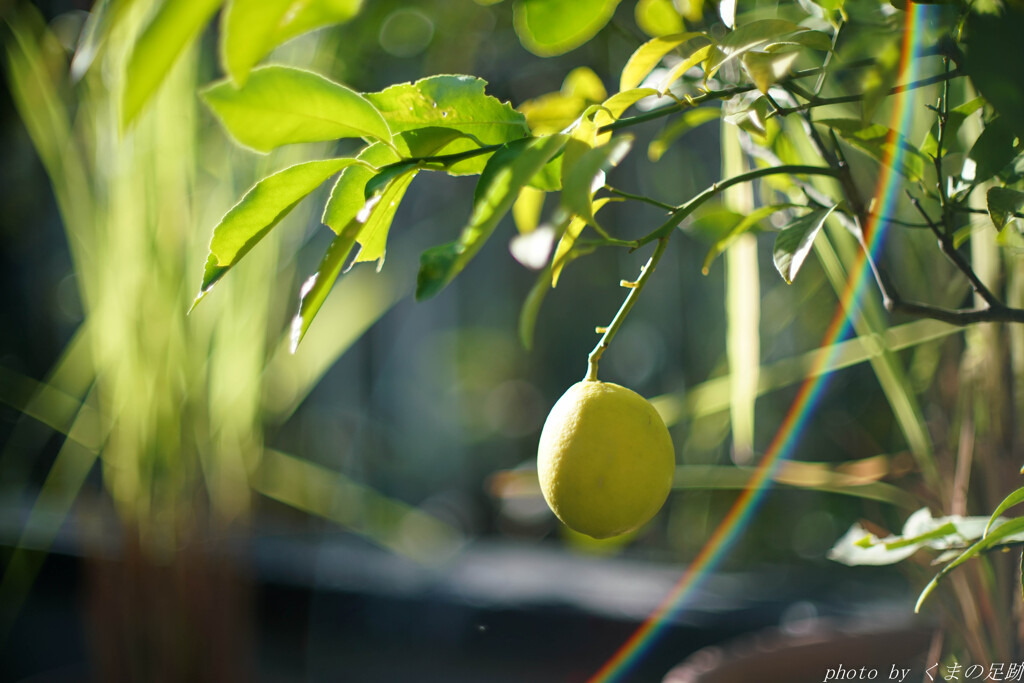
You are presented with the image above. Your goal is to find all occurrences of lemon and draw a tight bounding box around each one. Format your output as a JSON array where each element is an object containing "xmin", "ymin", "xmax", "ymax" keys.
[{"xmin": 537, "ymin": 380, "xmax": 675, "ymax": 539}]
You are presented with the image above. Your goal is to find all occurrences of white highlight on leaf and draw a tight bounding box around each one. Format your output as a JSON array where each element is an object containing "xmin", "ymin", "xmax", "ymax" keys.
[{"xmin": 357, "ymin": 194, "xmax": 383, "ymax": 223}]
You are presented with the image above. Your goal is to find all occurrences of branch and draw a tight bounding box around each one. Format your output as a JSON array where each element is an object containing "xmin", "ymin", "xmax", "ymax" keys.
[
  {"xmin": 586, "ymin": 237, "xmax": 670, "ymax": 381},
  {"xmin": 771, "ymin": 68, "xmax": 965, "ymax": 118},
  {"xmin": 907, "ymin": 192, "xmax": 1001, "ymax": 308},
  {"xmin": 635, "ymin": 164, "xmax": 842, "ymax": 247},
  {"xmin": 603, "ymin": 185, "xmax": 675, "ymax": 212}
]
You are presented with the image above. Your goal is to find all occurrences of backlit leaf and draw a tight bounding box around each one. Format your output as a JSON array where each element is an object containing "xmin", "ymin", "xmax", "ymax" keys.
[
  {"xmin": 366, "ymin": 75, "xmax": 529, "ymax": 174},
  {"xmin": 968, "ymin": 116, "xmax": 1024, "ymax": 184},
  {"xmin": 705, "ymin": 20, "xmax": 829, "ymax": 80},
  {"xmin": 121, "ymin": 0, "xmax": 223, "ymax": 128},
  {"xmin": 773, "ymin": 204, "xmax": 837, "ymax": 283},
  {"xmin": 620, "ymin": 32, "xmax": 708, "ymax": 92},
  {"xmin": 416, "ymin": 135, "xmax": 568, "ymax": 300},
  {"xmin": 202, "ymin": 65, "xmax": 392, "ymax": 152},
  {"xmin": 222, "ymin": 0, "xmax": 363, "ymax": 85},
  {"xmin": 635, "ymin": 0, "xmax": 684, "ymax": 38},
  {"xmin": 194, "ymin": 158, "xmax": 358, "ymax": 308},
  {"xmin": 987, "ymin": 187, "xmax": 1024, "ymax": 231},
  {"xmin": 290, "ymin": 225, "xmax": 361, "ymax": 352},
  {"xmin": 512, "ymin": 0, "xmax": 621, "ymax": 57},
  {"xmin": 817, "ymin": 118, "xmax": 927, "ymax": 181},
  {"xmin": 562, "ymin": 136, "xmax": 633, "ymax": 229}
]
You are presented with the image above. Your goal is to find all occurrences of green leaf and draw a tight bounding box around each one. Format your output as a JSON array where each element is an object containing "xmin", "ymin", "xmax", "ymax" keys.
[
  {"xmin": 290, "ymin": 226, "xmax": 360, "ymax": 352},
  {"xmin": 987, "ymin": 188, "xmax": 1024, "ymax": 231},
  {"xmin": 269, "ymin": 0, "xmax": 364, "ymax": 44},
  {"xmin": 323, "ymin": 144, "xmax": 399, "ymax": 234},
  {"xmin": 649, "ymin": 107, "xmax": 721, "ymax": 161},
  {"xmin": 562, "ymin": 136, "xmax": 632, "ymax": 229},
  {"xmin": 121, "ymin": 0, "xmax": 223, "ymax": 128},
  {"xmin": 512, "ymin": 0, "xmax": 621, "ymax": 57},
  {"xmin": 817, "ymin": 118, "xmax": 927, "ymax": 181},
  {"xmin": 193, "ymin": 158, "xmax": 358, "ymax": 308},
  {"xmin": 416, "ymin": 135, "xmax": 568, "ymax": 300},
  {"xmin": 366, "ymin": 75, "xmax": 529, "ymax": 174},
  {"xmin": 773, "ymin": 204, "xmax": 837, "ymax": 284},
  {"xmin": 221, "ymin": 0, "xmax": 363, "ymax": 85},
  {"xmin": 919, "ymin": 96, "xmax": 985, "ymax": 158},
  {"xmin": 519, "ymin": 264, "xmax": 553, "ymax": 350},
  {"xmin": 323, "ymin": 130, "xmax": 460, "ymax": 264},
  {"xmin": 859, "ymin": 37, "xmax": 900, "ymax": 123},
  {"xmin": 968, "ymin": 116, "xmax": 1024, "ymax": 184},
  {"xmin": 635, "ymin": 0, "xmax": 684, "ymax": 38},
  {"xmin": 985, "ymin": 487, "xmax": 1024, "ymax": 537},
  {"xmin": 964, "ymin": 3, "xmax": 1024, "ymax": 140},
  {"xmin": 916, "ymin": 517, "xmax": 1024, "ymax": 612},
  {"xmin": 201, "ymin": 65, "xmax": 392, "ymax": 152},
  {"xmin": 656, "ymin": 42, "xmax": 714, "ymax": 94},
  {"xmin": 705, "ymin": 20, "xmax": 829, "ymax": 80},
  {"xmin": 703, "ymin": 204, "xmax": 797, "ymax": 273},
  {"xmin": 620, "ymin": 32, "xmax": 707, "ymax": 92},
  {"xmin": 741, "ymin": 49, "xmax": 800, "ymax": 94},
  {"xmin": 551, "ymin": 198, "xmax": 611, "ymax": 286},
  {"xmin": 829, "ymin": 507, "xmax": 1008, "ymax": 568},
  {"xmin": 513, "ymin": 186, "xmax": 547, "ymax": 234}
]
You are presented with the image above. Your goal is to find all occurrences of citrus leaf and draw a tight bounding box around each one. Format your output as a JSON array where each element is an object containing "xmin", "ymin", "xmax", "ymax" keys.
[
  {"xmin": 290, "ymin": 226, "xmax": 361, "ymax": 352},
  {"xmin": 985, "ymin": 487, "xmax": 1024, "ymax": 537},
  {"xmin": 916, "ymin": 517, "xmax": 1024, "ymax": 612},
  {"xmin": 702, "ymin": 203, "xmax": 798, "ymax": 273},
  {"xmin": 121, "ymin": 0, "xmax": 223, "ymax": 129},
  {"xmin": 193, "ymin": 158, "xmax": 358, "ymax": 308},
  {"xmin": 705, "ymin": 20, "xmax": 828, "ymax": 80},
  {"xmin": 562, "ymin": 136, "xmax": 632, "ymax": 229},
  {"xmin": 221, "ymin": 0, "xmax": 292, "ymax": 85},
  {"xmin": 741, "ymin": 49, "xmax": 800, "ymax": 94},
  {"xmin": 635, "ymin": 0, "xmax": 684, "ymax": 38},
  {"xmin": 512, "ymin": 0, "xmax": 621, "ymax": 57},
  {"xmin": 773, "ymin": 204, "xmax": 837, "ymax": 284},
  {"xmin": 620, "ymin": 32, "xmax": 708, "ymax": 92},
  {"xmin": 987, "ymin": 187, "xmax": 1024, "ymax": 231},
  {"xmin": 323, "ymin": 130, "xmax": 461, "ymax": 263},
  {"xmin": 519, "ymin": 264, "xmax": 554, "ymax": 350},
  {"xmin": 323, "ymin": 144, "xmax": 399, "ymax": 234},
  {"xmin": 366, "ymin": 75, "xmax": 529, "ymax": 174},
  {"xmin": 648, "ymin": 107, "xmax": 721, "ymax": 161},
  {"xmin": 416, "ymin": 134, "xmax": 568, "ymax": 300},
  {"xmin": 222, "ymin": 0, "xmax": 363, "ymax": 84},
  {"xmin": 963, "ymin": 2, "xmax": 1024, "ymax": 140},
  {"xmin": 201, "ymin": 65, "xmax": 392, "ymax": 152},
  {"xmin": 920, "ymin": 96, "xmax": 984, "ymax": 158},
  {"xmin": 268, "ymin": 0, "xmax": 364, "ymax": 46},
  {"xmin": 968, "ymin": 116, "xmax": 1024, "ymax": 184},
  {"xmin": 351, "ymin": 169, "xmax": 417, "ymax": 265},
  {"xmin": 552, "ymin": 198, "xmax": 611, "ymax": 286},
  {"xmin": 817, "ymin": 118, "xmax": 927, "ymax": 181},
  {"xmin": 829, "ymin": 508, "xmax": 1011, "ymax": 568},
  {"xmin": 657, "ymin": 42, "xmax": 714, "ymax": 93}
]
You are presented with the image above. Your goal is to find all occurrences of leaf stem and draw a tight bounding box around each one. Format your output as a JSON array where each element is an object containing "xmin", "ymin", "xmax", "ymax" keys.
[{"xmin": 586, "ymin": 237, "xmax": 670, "ymax": 381}]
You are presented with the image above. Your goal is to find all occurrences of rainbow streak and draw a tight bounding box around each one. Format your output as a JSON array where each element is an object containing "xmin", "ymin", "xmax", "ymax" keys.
[{"xmin": 588, "ymin": 6, "xmax": 930, "ymax": 682}]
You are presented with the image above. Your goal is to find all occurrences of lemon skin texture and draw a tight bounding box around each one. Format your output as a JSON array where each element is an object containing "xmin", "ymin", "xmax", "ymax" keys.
[{"xmin": 537, "ymin": 380, "xmax": 675, "ymax": 539}]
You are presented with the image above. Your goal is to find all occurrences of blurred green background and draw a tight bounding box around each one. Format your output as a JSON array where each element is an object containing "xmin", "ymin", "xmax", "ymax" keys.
[{"xmin": 0, "ymin": 1, "xmax": 980, "ymax": 681}]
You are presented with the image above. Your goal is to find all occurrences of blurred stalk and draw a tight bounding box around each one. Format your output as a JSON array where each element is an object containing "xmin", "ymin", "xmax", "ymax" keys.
[{"xmin": 722, "ymin": 123, "xmax": 759, "ymax": 465}]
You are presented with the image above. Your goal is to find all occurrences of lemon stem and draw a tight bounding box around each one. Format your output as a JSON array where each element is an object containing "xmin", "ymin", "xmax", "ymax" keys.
[{"xmin": 586, "ymin": 237, "xmax": 670, "ymax": 381}]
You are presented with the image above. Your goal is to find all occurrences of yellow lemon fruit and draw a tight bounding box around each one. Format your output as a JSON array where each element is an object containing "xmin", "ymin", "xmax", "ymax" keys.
[{"xmin": 537, "ymin": 380, "xmax": 675, "ymax": 539}]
